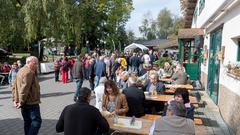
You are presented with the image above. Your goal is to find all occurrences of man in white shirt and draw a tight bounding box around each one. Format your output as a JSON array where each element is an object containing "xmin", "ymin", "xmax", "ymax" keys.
[{"xmin": 94, "ymin": 77, "xmax": 107, "ymax": 111}]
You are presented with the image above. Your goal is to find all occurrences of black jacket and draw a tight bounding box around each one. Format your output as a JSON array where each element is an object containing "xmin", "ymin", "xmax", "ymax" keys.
[
  {"xmin": 56, "ymin": 102, "xmax": 109, "ymax": 135},
  {"xmin": 122, "ymin": 85, "xmax": 145, "ymax": 117},
  {"xmin": 130, "ymin": 56, "xmax": 140, "ymax": 67}
]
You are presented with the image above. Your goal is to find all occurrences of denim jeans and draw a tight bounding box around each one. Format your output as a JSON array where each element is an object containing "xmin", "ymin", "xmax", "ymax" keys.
[
  {"xmin": 95, "ymin": 76, "xmax": 101, "ymax": 88},
  {"xmin": 74, "ymin": 79, "xmax": 83, "ymax": 98},
  {"xmin": 21, "ymin": 104, "xmax": 42, "ymax": 135},
  {"xmin": 89, "ymin": 77, "xmax": 95, "ymax": 91},
  {"xmin": 131, "ymin": 66, "xmax": 139, "ymax": 73}
]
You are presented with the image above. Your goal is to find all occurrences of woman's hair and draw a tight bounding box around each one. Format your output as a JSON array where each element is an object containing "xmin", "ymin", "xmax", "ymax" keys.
[
  {"xmin": 104, "ymin": 80, "xmax": 119, "ymax": 96},
  {"xmin": 174, "ymin": 88, "xmax": 190, "ymax": 104}
]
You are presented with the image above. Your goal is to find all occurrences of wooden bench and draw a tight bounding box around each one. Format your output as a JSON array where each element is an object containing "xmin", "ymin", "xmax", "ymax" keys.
[
  {"xmin": 164, "ymin": 89, "xmax": 175, "ymax": 94},
  {"xmin": 141, "ymin": 114, "xmax": 203, "ymax": 125},
  {"xmin": 194, "ymin": 118, "xmax": 203, "ymax": 125}
]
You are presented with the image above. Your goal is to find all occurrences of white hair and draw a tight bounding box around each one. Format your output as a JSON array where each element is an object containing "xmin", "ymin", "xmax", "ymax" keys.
[{"xmin": 26, "ymin": 56, "xmax": 38, "ymax": 64}]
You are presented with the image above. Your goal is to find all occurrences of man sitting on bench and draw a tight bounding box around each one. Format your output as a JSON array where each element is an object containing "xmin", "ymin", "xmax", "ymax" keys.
[{"xmin": 150, "ymin": 100, "xmax": 195, "ymax": 135}]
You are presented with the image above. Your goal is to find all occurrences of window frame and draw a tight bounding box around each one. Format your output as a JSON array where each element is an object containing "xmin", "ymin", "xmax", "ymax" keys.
[
  {"xmin": 199, "ymin": 0, "xmax": 205, "ymax": 15},
  {"xmin": 237, "ymin": 39, "xmax": 240, "ymax": 61}
]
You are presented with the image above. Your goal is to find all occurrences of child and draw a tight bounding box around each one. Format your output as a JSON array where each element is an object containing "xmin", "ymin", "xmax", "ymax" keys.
[{"xmin": 9, "ymin": 62, "xmax": 19, "ymax": 86}]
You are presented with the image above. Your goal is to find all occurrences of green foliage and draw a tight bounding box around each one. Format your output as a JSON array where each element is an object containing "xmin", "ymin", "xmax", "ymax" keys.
[
  {"xmin": 0, "ymin": 0, "xmax": 133, "ymax": 51},
  {"xmin": 139, "ymin": 8, "xmax": 184, "ymax": 40},
  {"xmin": 139, "ymin": 11, "xmax": 157, "ymax": 40},
  {"xmin": 157, "ymin": 8, "xmax": 173, "ymax": 39},
  {"xmin": 126, "ymin": 30, "xmax": 135, "ymax": 44},
  {"xmin": 154, "ymin": 57, "xmax": 172, "ymax": 68},
  {"xmin": 80, "ymin": 47, "xmax": 88, "ymax": 56}
]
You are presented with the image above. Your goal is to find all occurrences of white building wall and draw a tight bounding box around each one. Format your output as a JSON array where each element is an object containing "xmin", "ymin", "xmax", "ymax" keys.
[
  {"xmin": 197, "ymin": 1, "xmax": 240, "ymax": 96},
  {"xmin": 192, "ymin": 0, "xmax": 228, "ymax": 28},
  {"xmin": 219, "ymin": 3, "xmax": 240, "ymax": 97}
]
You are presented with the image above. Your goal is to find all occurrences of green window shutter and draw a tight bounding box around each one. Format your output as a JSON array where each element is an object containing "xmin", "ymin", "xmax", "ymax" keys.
[
  {"xmin": 237, "ymin": 40, "xmax": 240, "ymax": 61},
  {"xmin": 199, "ymin": 0, "xmax": 205, "ymax": 15}
]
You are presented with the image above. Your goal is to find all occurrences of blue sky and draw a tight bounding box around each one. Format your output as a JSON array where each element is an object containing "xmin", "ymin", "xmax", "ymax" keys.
[{"xmin": 125, "ymin": 0, "xmax": 182, "ymax": 37}]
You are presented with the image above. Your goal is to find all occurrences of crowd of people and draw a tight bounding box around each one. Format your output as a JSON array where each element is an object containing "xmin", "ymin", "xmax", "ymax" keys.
[
  {"xmin": 0, "ymin": 60, "xmax": 22, "ymax": 86},
  {"xmin": 52, "ymin": 49, "xmax": 194, "ymax": 135},
  {"xmin": 9, "ymin": 48, "xmax": 195, "ymax": 135}
]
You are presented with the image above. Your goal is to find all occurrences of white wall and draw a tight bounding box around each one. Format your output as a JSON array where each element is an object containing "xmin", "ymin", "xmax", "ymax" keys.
[
  {"xmin": 192, "ymin": 0, "xmax": 228, "ymax": 28},
  {"xmin": 200, "ymin": 2, "xmax": 240, "ymax": 96},
  {"xmin": 219, "ymin": 3, "xmax": 240, "ymax": 97}
]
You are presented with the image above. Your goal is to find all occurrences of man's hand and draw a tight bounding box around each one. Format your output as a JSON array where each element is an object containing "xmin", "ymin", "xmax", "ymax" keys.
[
  {"xmin": 16, "ymin": 102, "xmax": 22, "ymax": 109},
  {"xmin": 13, "ymin": 101, "xmax": 18, "ymax": 107},
  {"xmin": 110, "ymin": 111, "xmax": 116, "ymax": 116}
]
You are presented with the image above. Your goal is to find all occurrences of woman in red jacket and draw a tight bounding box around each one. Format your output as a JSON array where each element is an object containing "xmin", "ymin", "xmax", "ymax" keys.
[{"xmin": 61, "ymin": 56, "xmax": 69, "ymax": 84}]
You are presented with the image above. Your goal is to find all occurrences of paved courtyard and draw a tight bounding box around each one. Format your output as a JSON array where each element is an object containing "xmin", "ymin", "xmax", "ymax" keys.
[{"xmin": 0, "ymin": 73, "xmax": 232, "ymax": 135}]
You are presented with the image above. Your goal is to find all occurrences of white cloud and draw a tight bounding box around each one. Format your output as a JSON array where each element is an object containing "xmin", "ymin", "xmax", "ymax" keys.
[{"xmin": 125, "ymin": 0, "xmax": 182, "ymax": 38}]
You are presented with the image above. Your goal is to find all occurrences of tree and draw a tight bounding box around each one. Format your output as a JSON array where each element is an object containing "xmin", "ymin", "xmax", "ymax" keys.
[
  {"xmin": 139, "ymin": 11, "xmax": 157, "ymax": 40},
  {"xmin": 171, "ymin": 16, "xmax": 185, "ymax": 35},
  {"xmin": 0, "ymin": 0, "xmax": 25, "ymax": 50},
  {"xmin": 157, "ymin": 8, "xmax": 173, "ymax": 39},
  {"xmin": 0, "ymin": 0, "xmax": 133, "ymax": 51},
  {"xmin": 126, "ymin": 30, "xmax": 135, "ymax": 44},
  {"xmin": 138, "ymin": 8, "xmax": 184, "ymax": 40}
]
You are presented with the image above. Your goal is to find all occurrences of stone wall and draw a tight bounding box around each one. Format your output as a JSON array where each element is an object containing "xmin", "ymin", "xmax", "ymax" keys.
[{"xmin": 218, "ymin": 84, "xmax": 240, "ymax": 135}]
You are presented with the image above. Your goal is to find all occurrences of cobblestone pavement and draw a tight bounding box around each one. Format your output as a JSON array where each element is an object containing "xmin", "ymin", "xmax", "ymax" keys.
[{"xmin": 0, "ymin": 73, "xmax": 232, "ymax": 135}]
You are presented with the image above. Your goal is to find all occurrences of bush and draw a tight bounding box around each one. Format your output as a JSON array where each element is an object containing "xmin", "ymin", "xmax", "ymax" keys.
[
  {"xmin": 154, "ymin": 57, "xmax": 172, "ymax": 68},
  {"xmin": 80, "ymin": 47, "xmax": 88, "ymax": 56}
]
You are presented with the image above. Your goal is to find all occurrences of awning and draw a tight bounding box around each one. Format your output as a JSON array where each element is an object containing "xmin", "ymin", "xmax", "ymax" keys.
[
  {"xmin": 124, "ymin": 43, "xmax": 149, "ymax": 52},
  {"xmin": 178, "ymin": 28, "xmax": 204, "ymax": 39}
]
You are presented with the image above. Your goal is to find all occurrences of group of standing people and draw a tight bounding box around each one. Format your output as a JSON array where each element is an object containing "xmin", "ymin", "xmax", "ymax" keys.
[{"xmin": 0, "ymin": 60, "xmax": 22, "ymax": 86}]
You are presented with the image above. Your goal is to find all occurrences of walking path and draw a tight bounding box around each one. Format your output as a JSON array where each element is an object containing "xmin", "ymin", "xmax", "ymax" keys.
[{"xmin": 0, "ymin": 73, "xmax": 232, "ymax": 135}]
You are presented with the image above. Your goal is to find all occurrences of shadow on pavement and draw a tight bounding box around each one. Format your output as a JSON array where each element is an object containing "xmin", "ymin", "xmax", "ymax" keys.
[
  {"xmin": 0, "ymin": 86, "xmax": 9, "ymax": 90},
  {"xmin": 0, "ymin": 90, "xmax": 12, "ymax": 94},
  {"xmin": 38, "ymin": 76, "xmax": 55, "ymax": 82},
  {"xmin": 199, "ymin": 117, "xmax": 219, "ymax": 127},
  {"xmin": 0, "ymin": 118, "xmax": 63, "ymax": 135},
  {"xmin": 0, "ymin": 96, "xmax": 11, "ymax": 100},
  {"xmin": 41, "ymin": 92, "xmax": 73, "ymax": 98},
  {"xmin": 0, "ymin": 92, "xmax": 74, "ymax": 100}
]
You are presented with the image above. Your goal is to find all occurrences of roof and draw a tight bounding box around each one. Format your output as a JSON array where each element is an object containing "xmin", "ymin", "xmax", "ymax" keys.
[
  {"xmin": 178, "ymin": 28, "xmax": 204, "ymax": 39},
  {"xmin": 180, "ymin": 0, "xmax": 198, "ymax": 28}
]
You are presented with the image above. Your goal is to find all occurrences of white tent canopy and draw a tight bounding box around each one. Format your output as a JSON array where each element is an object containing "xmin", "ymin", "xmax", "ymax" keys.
[{"xmin": 124, "ymin": 43, "xmax": 149, "ymax": 52}]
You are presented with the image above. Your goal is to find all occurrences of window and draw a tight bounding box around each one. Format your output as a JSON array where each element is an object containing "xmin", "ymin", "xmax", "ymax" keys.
[
  {"xmin": 199, "ymin": 0, "xmax": 205, "ymax": 15},
  {"xmin": 193, "ymin": 7, "xmax": 198, "ymax": 23},
  {"xmin": 237, "ymin": 40, "xmax": 240, "ymax": 61}
]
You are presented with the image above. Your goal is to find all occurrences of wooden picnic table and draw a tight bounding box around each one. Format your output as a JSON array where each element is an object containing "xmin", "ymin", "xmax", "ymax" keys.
[
  {"xmin": 164, "ymin": 89, "xmax": 175, "ymax": 94},
  {"xmin": 106, "ymin": 116, "xmax": 153, "ymax": 135},
  {"xmin": 159, "ymin": 78, "xmax": 173, "ymax": 82},
  {"xmin": 145, "ymin": 94, "xmax": 198, "ymax": 104},
  {"xmin": 164, "ymin": 84, "xmax": 194, "ymax": 90}
]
